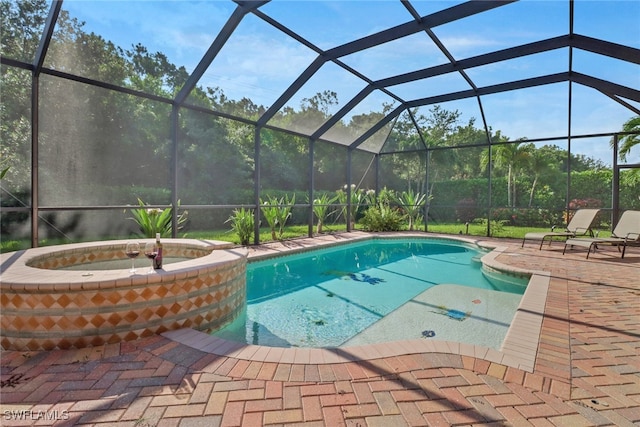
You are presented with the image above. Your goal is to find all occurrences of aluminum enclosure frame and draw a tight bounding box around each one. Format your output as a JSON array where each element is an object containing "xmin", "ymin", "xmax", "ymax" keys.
[{"xmin": 1, "ymin": 0, "xmax": 638, "ymax": 246}]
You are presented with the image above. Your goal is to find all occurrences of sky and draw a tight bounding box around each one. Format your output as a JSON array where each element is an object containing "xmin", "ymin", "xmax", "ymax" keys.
[{"xmin": 56, "ymin": 0, "xmax": 639, "ymax": 164}]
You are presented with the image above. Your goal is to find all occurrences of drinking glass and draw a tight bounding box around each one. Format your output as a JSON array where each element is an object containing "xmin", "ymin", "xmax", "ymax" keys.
[
  {"xmin": 125, "ymin": 242, "xmax": 140, "ymax": 274},
  {"xmin": 144, "ymin": 242, "xmax": 158, "ymax": 274}
]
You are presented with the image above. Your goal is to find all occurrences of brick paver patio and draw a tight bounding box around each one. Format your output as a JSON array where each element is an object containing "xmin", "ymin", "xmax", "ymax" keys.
[{"xmin": 1, "ymin": 232, "xmax": 639, "ymax": 426}]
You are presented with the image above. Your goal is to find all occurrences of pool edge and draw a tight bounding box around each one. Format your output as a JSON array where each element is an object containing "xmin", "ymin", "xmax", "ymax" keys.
[{"xmin": 162, "ymin": 232, "xmax": 548, "ymax": 373}]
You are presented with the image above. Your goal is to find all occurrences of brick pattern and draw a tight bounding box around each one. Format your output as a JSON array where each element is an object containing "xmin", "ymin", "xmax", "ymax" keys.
[
  {"xmin": 1, "ymin": 234, "xmax": 638, "ymax": 426},
  {"xmin": 1, "ymin": 240, "xmax": 246, "ymax": 351},
  {"xmin": 0, "ymin": 332, "xmax": 636, "ymax": 426}
]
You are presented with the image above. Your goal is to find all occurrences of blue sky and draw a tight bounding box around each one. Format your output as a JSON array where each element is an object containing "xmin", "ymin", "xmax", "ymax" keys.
[{"xmin": 59, "ymin": 0, "xmax": 639, "ymax": 164}]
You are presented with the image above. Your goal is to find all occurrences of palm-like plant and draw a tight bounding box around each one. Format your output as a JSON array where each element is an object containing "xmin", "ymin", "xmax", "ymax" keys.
[
  {"xmin": 129, "ymin": 198, "xmax": 188, "ymax": 238},
  {"xmin": 275, "ymin": 194, "xmax": 295, "ymax": 239},
  {"xmin": 226, "ymin": 208, "xmax": 254, "ymax": 246},
  {"xmin": 336, "ymin": 184, "xmax": 365, "ymax": 227},
  {"xmin": 395, "ymin": 189, "xmax": 428, "ymax": 231},
  {"xmin": 612, "ymin": 116, "xmax": 640, "ymax": 162},
  {"xmin": 260, "ymin": 194, "xmax": 295, "ymax": 240},
  {"xmin": 481, "ymin": 141, "xmax": 532, "ymax": 207},
  {"xmin": 527, "ymin": 147, "xmax": 553, "ymax": 207},
  {"xmin": 260, "ymin": 197, "xmax": 280, "ymax": 240},
  {"xmin": 312, "ymin": 193, "xmax": 337, "ymax": 234}
]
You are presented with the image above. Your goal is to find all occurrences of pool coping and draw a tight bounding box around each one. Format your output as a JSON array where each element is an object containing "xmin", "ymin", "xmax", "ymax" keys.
[
  {"xmin": 0, "ymin": 238, "xmax": 240, "ymax": 290},
  {"xmin": 162, "ymin": 232, "xmax": 548, "ymax": 372}
]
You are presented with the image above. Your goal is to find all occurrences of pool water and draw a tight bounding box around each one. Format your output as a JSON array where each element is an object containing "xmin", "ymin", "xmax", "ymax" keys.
[{"xmin": 213, "ymin": 238, "xmax": 527, "ymax": 348}]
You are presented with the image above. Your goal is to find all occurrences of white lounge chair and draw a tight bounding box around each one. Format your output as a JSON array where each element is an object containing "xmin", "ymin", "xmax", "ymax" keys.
[
  {"xmin": 563, "ymin": 210, "xmax": 640, "ymax": 259},
  {"xmin": 521, "ymin": 209, "xmax": 600, "ymax": 250}
]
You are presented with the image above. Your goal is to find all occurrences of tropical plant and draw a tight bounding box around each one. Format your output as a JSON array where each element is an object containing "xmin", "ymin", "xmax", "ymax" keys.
[
  {"xmin": 481, "ymin": 141, "xmax": 533, "ymax": 207},
  {"xmin": 395, "ymin": 189, "xmax": 428, "ymax": 231},
  {"xmin": 612, "ymin": 116, "xmax": 640, "ymax": 162},
  {"xmin": 226, "ymin": 208, "xmax": 254, "ymax": 246},
  {"xmin": 129, "ymin": 198, "xmax": 188, "ymax": 238},
  {"xmin": 260, "ymin": 197, "xmax": 279, "ymax": 240},
  {"xmin": 360, "ymin": 202, "xmax": 403, "ymax": 232},
  {"xmin": 376, "ymin": 187, "xmax": 396, "ymax": 206},
  {"xmin": 362, "ymin": 189, "xmax": 377, "ymax": 207},
  {"xmin": 336, "ymin": 184, "xmax": 366, "ymax": 227},
  {"xmin": 275, "ymin": 194, "xmax": 295, "ymax": 239},
  {"xmin": 526, "ymin": 147, "xmax": 554, "ymax": 207},
  {"xmin": 312, "ymin": 193, "xmax": 337, "ymax": 234},
  {"xmin": 260, "ymin": 194, "xmax": 295, "ymax": 240}
]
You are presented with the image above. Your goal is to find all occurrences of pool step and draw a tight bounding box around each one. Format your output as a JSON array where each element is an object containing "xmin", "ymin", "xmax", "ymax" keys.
[{"xmin": 471, "ymin": 254, "xmax": 483, "ymax": 267}]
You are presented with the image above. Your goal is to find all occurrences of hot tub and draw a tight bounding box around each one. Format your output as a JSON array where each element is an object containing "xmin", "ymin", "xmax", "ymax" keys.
[{"xmin": 0, "ymin": 239, "xmax": 247, "ymax": 351}]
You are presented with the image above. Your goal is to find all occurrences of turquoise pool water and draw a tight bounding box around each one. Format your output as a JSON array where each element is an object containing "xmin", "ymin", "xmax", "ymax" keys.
[{"xmin": 212, "ymin": 238, "xmax": 528, "ymax": 348}]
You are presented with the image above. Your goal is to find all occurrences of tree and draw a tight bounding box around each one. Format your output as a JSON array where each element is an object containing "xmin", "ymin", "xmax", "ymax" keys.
[
  {"xmin": 422, "ymin": 106, "xmax": 463, "ymax": 195},
  {"xmin": 0, "ymin": 0, "xmax": 48, "ymax": 62},
  {"xmin": 447, "ymin": 118, "xmax": 487, "ymax": 179},
  {"xmin": 612, "ymin": 116, "xmax": 640, "ymax": 162},
  {"xmin": 526, "ymin": 145, "xmax": 553, "ymax": 207},
  {"xmin": 481, "ymin": 139, "xmax": 532, "ymax": 207},
  {"xmin": 1, "ymin": 0, "xmax": 50, "ymax": 192},
  {"xmin": 384, "ymin": 109, "xmax": 426, "ymax": 193}
]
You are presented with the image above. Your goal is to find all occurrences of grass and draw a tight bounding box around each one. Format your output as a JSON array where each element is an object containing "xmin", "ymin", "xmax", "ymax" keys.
[
  {"xmin": 0, "ymin": 224, "xmax": 342, "ymax": 252},
  {"xmin": 1, "ymin": 222, "xmax": 613, "ymax": 253}
]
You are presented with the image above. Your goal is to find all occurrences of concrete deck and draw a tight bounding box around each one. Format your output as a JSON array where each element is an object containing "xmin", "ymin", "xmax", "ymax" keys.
[{"xmin": 1, "ymin": 232, "xmax": 639, "ymax": 426}]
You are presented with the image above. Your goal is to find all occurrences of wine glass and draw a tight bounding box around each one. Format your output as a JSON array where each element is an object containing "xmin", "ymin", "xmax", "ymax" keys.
[
  {"xmin": 125, "ymin": 242, "xmax": 140, "ymax": 274},
  {"xmin": 144, "ymin": 242, "xmax": 158, "ymax": 274}
]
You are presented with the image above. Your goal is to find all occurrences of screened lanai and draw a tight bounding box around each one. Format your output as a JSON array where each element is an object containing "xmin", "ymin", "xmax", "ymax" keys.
[{"xmin": 1, "ymin": 0, "xmax": 639, "ymax": 249}]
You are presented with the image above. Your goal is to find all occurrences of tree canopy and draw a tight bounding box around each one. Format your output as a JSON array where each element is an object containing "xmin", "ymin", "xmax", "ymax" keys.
[{"xmin": 1, "ymin": 0, "xmax": 638, "ymax": 240}]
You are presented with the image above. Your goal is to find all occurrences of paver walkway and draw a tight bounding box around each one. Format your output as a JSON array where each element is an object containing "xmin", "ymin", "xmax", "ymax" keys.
[{"xmin": 1, "ymin": 233, "xmax": 639, "ymax": 426}]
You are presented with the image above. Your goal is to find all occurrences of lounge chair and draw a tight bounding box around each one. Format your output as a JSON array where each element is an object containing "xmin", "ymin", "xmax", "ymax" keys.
[
  {"xmin": 562, "ymin": 210, "xmax": 640, "ymax": 258},
  {"xmin": 521, "ymin": 208, "xmax": 600, "ymax": 250}
]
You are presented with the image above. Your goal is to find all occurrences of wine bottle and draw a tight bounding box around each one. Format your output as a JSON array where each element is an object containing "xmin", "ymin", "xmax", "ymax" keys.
[{"xmin": 154, "ymin": 233, "xmax": 163, "ymax": 269}]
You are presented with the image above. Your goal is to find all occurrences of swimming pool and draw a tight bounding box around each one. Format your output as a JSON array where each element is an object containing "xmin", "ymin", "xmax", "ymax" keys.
[{"xmin": 212, "ymin": 238, "xmax": 528, "ymax": 349}]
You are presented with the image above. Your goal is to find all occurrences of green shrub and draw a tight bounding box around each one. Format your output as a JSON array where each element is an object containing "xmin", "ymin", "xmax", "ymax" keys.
[
  {"xmin": 474, "ymin": 218, "xmax": 506, "ymax": 237},
  {"xmin": 336, "ymin": 184, "xmax": 368, "ymax": 226},
  {"xmin": 491, "ymin": 208, "xmax": 559, "ymax": 228},
  {"xmin": 260, "ymin": 197, "xmax": 279, "ymax": 240},
  {"xmin": 226, "ymin": 208, "xmax": 254, "ymax": 245},
  {"xmin": 360, "ymin": 203, "xmax": 403, "ymax": 232},
  {"xmin": 395, "ymin": 189, "xmax": 428, "ymax": 231},
  {"xmin": 276, "ymin": 194, "xmax": 295, "ymax": 239},
  {"xmin": 128, "ymin": 198, "xmax": 188, "ymax": 238},
  {"xmin": 455, "ymin": 198, "xmax": 478, "ymax": 223},
  {"xmin": 260, "ymin": 194, "xmax": 295, "ymax": 240},
  {"xmin": 312, "ymin": 193, "xmax": 338, "ymax": 234}
]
